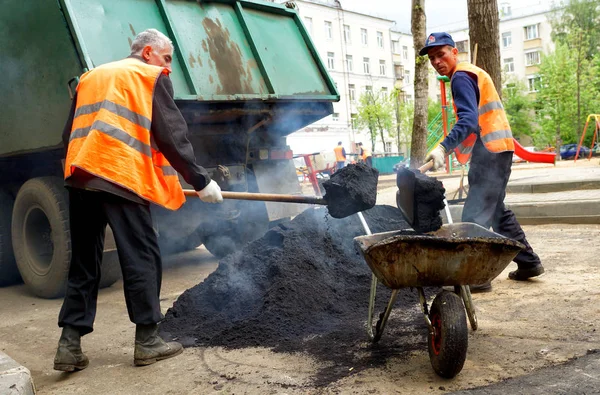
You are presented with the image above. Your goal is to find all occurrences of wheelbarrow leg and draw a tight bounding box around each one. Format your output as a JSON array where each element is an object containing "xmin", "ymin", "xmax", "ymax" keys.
[
  {"xmin": 367, "ymin": 273, "xmax": 378, "ymax": 341},
  {"xmin": 461, "ymin": 285, "xmax": 478, "ymax": 330},
  {"xmin": 371, "ymin": 288, "xmax": 400, "ymax": 343}
]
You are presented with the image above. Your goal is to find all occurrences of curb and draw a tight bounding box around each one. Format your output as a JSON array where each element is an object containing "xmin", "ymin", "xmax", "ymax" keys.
[
  {"xmin": 0, "ymin": 352, "xmax": 35, "ymax": 394},
  {"xmin": 507, "ymin": 180, "xmax": 600, "ymax": 194},
  {"xmin": 445, "ymin": 201, "xmax": 600, "ymax": 225}
]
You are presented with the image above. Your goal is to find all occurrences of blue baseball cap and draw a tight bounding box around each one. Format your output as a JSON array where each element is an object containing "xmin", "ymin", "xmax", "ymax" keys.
[{"xmin": 419, "ymin": 32, "xmax": 456, "ymax": 56}]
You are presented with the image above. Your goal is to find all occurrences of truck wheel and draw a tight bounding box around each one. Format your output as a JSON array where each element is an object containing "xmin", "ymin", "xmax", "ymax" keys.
[
  {"xmin": 427, "ymin": 291, "xmax": 468, "ymax": 378},
  {"xmin": 99, "ymin": 252, "xmax": 121, "ymax": 289},
  {"xmin": 11, "ymin": 177, "xmax": 71, "ymax": 298},
  {"xmin": 0, "ymin": 190, "xmax": 21, "ymax": 286}
]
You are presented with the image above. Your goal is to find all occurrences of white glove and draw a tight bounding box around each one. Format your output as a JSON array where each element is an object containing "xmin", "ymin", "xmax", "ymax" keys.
[
  {"xmin": 197, "ymin": 180, "xmax": 223, "ymax": 203},
  {"xmin": 425, "ymin": 145, "xmax": 446, "ymax": 171}
]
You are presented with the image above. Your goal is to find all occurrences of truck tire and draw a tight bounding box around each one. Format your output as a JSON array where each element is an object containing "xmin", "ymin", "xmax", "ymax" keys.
[
  {"xmin": 99, "ymin": 251, "xmax": 121, "ymax": 289},
  {"xmin": 12, "ymin": 177, "xmax": 71, "ymax": 298},
  {"xmin": 0, "ymin": 190, "xmax": 21, "ymax": 286}
]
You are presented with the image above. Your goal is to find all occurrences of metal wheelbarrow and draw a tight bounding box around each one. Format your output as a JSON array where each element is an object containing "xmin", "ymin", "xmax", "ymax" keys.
[{"xmin": 354, "ymin": 214, "xmax": 524, "ymax": 379}]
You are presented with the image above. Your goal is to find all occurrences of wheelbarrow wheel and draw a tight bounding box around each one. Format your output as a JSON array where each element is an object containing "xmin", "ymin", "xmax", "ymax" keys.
[{"xmin": 427, "ymin": 291, "xmax": 468, "ymax": 379}]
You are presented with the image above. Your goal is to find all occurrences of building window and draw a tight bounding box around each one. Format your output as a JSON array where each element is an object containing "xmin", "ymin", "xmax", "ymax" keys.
[
  {"xmin": 361, "ymin": 28, "xmax": 368, "ymax": 46},
  {"xmin": 405, "ymin": 70, "xmax": 410, "ymax": 84},
  {"xmin": 392, "ymin": 40, "xmax": 400, "ymax": 53},
  {"xmin": 406, "ymin": 94, "xmax": 413, "ymax": 102},
  {"xmin": 379, "ymin": 60, "xmax": 386, "ymax": 76},
  {"xmin": 503, "ymin": 57, "xmax": 515, "ymax": 73},
  {"xmin": 502, "ymin": 32, "xmax": 512, "ymax": 48},
  {"xmin": 343, "ymin": 24, "xmax": 351, "ymax": 44},
  {"xmin": 332, "ymin": 112, "xmax": 340, "ymax": 121},
  {"xmin": 524, "ymin": 24, "xmax": 539, "ymax": 40},
  {"xmin": 394, "ymin": 64, "xmax": 404, "ymax": 79},
  {"xmin": 377, "ymin": 31, "xmax": 384, "ymax": 48},
  {"xmin": 456, "ymin": 40, "xmax": 469, "ymax": 53},
  {"xmin": 327, "ymin": 52, "xmax": 335, "ymax": 69},
  {"xmin": 348, "ymin": 84, "xmax": 356, "ymax": 101},
  {"xmin": 351, "ymin": 113, "xmax": 358, "ymax": 129},
  {"xmin": 527, "ymin": 75, "xmax": 541, "ymax": 92},
  {"xmin": 365, "ymin": 85, "xmax": 373, "ymax": 93},
  {"xmin": 402, "ymin": 45, "xmax": 408, "ymax": 60},
  {"xmin": 363, "ymin": 57, "xmax": 370, "ymax": 74},
  {"xmin": 500, "ymin": 2, "xmax": 512, "ymax": 17},
  {"xmin": 381, "ymin": 87, "xmax": 388, "ymax": 98},
  {"xmin": 345, "ymin": 55, "xmax": 353, "ymax": 72},
  {"xmin": 304, "ymin": 17, "xmax": 313, "ymax": 35},
  {"xmin": 384, "ymin": 141, "xmax": 392, "ymax": 153},
  {"xmin": 325, "ymin": 21, "xmax": 333, "ymax": 40},
  {"xmin": 525, "ymin": 51, "xmax": 540, "ymax": 66}
]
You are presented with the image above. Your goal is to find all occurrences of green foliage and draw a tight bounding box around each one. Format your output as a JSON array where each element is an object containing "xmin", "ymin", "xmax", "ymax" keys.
[
  {"xmin": 355, "ymin": 89, "xmax": 395, "ymax": 151},
  {"xmin": 428, "ymin": 98, "xmax": 441, "ymax": 124},
  {"xmin": 549, "ymin": 0, "xmax": 600, "ymax": 60},
  {"xmin": 501, "ymin": 77, "xmax": 536, "ymax": 141},
  {"xmin": 390, "ymin": 88, "xmax": 414, "ymax": 153}
]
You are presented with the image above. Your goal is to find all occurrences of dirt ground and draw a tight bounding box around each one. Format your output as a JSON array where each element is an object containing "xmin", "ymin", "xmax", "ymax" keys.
[
  {"xmin": 2, "ymin": 162, "xmax": 600, "ymax": 394},
  {"xmin": 0, "ymin": 219, "xmax": 598, "ymax": 394}
]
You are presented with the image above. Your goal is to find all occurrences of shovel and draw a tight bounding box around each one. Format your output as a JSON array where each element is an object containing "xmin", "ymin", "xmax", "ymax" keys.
[{"xmin": 395, "ymin": 160, "xmax": 434, "ymax": 226}]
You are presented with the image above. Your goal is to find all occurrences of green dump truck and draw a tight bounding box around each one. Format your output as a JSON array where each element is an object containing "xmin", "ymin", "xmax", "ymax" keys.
[{"xmin": 0, "ymin": 0, "xmax": 338, "ymax": 298}]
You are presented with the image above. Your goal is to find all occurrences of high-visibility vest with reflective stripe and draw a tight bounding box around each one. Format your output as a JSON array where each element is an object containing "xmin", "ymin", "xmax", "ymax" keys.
[
  {"xmin": 451, "ymin": 62, "xmax": 515, "ymax": 164},
  {"xmin": 361, "ymin": 147, "xmax": 372, "ymax": 160},
  {"xmin": 64, "ymin": 58, "xmax": 185, "ymax": 210},
  {"xmin": 334, "ymin": 146, "xmax": 346, "ymax": 161}
]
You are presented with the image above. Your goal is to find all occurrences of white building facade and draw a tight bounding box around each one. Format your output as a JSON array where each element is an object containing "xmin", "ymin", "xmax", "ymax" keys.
[{"xmin": 285, "ymin": 0, "xmax": 396, "ymax": 156}]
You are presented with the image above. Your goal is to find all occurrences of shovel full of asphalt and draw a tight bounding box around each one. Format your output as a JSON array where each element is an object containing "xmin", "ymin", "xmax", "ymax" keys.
[{"xmin": 182, "ymin": 162, "xmax": 379, "ymax": 219}]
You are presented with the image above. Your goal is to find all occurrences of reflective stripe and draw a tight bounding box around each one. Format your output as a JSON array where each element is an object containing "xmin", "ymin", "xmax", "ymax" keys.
[
  {"xmin": 478, "ymin": 100, "xmax": 504, "ymax": 115},
  {"xmin": 481, "ymin": 129, "xmax": 513, "ymax": 143},
  {"xmin": 160, "ymin": 166, "xmax": 177, "ymax": 176},
  {"xmin": 70, "ymin": 120, "xmax": 152, "ymax": 157},
  {"xmin": 456, "ymin": 143, "xmax": 473, "ymax": 155},
  {"xmin": 74, "ymin": 100, "xmax": 152, "ymax": 131}
]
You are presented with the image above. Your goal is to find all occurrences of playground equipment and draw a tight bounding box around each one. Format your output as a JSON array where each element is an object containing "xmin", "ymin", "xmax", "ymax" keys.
[{"xmin": 574, "ymin": 114, "xmax": 600, "ymax": 162}]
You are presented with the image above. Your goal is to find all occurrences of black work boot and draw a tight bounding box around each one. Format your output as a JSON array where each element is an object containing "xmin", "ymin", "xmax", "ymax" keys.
[
  {"xmin": 134, "ymin": 324, "xmax": 183, "ymax": 366},
  {"xmin": 508, "ymin": 263, "xmax": 545, "ymax": 281},
  {"xmin": 469, "ymin": 282, "xmax": 492, "ymax": 293},
  {"xmin": 53, "ymin": 325, "xmax": 89, "ymax": 372}
]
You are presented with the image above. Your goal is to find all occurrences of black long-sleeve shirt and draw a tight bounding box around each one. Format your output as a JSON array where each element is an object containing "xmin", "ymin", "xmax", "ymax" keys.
[{"xmin": 63, "ymin": 60, "xmax": 211, "ymax": 204}]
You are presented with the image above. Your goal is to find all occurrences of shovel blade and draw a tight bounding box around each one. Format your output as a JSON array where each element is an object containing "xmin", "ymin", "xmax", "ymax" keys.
[{"xmin": 395, "ymin": 168, "xmax": 416, "ymax": 226}]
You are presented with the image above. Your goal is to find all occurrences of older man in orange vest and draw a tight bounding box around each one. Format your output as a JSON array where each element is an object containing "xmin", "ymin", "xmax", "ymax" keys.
[
  {"xmin": 55, "ymin": 29, "xmax": 222, "ymax": 371},
  {"xmin": 422, "ymin": 32, "xmax": 544, "ymax": 292}
]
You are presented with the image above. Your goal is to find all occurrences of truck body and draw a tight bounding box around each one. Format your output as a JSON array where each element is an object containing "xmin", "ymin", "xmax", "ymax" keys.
[{"xmin": 0, "ymin": 0, "xmax": 338, "ymax": 297}]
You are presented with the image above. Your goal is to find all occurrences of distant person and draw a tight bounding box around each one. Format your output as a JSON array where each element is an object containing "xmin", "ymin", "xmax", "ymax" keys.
[
  {"xmin": 421, "ymin": 32, "xmax": 544, "ymax": 292},
  {"xmin": 358, "ymin": 142, "xmax": 373, "ymax": 167},
  {"xmin": 333, "ymin": 141, "xmax": 347, "ymax": 171},
  {"xmin": 55, "ymin": 29, "xmax": 223, "ymax": 371}
]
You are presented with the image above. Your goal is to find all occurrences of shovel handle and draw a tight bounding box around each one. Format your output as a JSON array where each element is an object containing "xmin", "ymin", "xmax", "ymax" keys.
[
  {"xmin": 418, "ymin": 160, "xmax": 434, "ymax": 173},
  {"xmin": 183, "ymin": 189, "xmax": 326, "ymax": 205}
]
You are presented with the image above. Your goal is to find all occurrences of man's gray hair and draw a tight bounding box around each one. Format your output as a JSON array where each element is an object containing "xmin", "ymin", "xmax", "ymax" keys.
[{"xmin": 130, "ymin": 29, "xmax": 173, "ymax": 55}]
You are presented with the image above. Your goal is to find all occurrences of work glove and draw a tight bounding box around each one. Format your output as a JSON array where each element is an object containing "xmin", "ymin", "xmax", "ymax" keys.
[
  {"xmin": 197, "ymin": 180, "xmax": 223, "ymax": 203},
  {"xmin": 425, "ymin": 145, "xmax": 446, "ymax": 171}
]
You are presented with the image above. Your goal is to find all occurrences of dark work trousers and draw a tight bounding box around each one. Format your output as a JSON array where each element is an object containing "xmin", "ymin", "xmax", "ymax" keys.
[
  {"xmin": 58, "ymin": 188, "xmax": 163, "ymax": 336},
  {"xmin": 462, "ymin": 138, "xmax": 541, "ymax": 269},
  {"xmin": 365, "ymin": 156, "xmax": 373, "ymax": 167}
]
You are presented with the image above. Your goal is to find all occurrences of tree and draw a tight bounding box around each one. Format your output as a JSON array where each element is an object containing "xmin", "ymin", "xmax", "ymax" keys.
[
  {"xmin": 502, "ymin": 77, "xmax": 536, "ymax": 141},
  {"xmin": 467, "ymin": 0, "xmax": 502, "ymax": 96},
  {"xmin": 391, "ymin": 88, "xmax": 414, "ymax": 154},
  {"xmin": 355, "ymin": 89, "xmax": 395, "ymax": 152},
  {"xmin": 409, "ymin": 0, "xmax": 428, "ymax": 168}
]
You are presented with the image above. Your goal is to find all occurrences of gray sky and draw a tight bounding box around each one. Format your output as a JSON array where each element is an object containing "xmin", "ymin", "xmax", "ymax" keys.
[{"xmin": 337, "ymin": 0, "xmax": 550, "ymax": 32}]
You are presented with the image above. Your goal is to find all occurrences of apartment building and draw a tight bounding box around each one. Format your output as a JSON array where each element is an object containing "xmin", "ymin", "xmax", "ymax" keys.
[
  {"xmin": 284, "ymin": 0, "xmax": 396, "ymax": 155},
  {"xmin": 429, "ymin": 2, "xmax": 554, "ymax": 100},
  {"xmin": 390, "ymin": 29, "xmax": 416, "ymax": 103}
]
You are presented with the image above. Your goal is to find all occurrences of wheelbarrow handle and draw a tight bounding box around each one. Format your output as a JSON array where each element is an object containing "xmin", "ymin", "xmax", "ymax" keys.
[{"xmin": 183, "ymin": 189, "xmax": 327, "ymax": 205}]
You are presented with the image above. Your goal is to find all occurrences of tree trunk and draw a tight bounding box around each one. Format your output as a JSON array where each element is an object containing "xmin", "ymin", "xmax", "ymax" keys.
[
  {"xmin": 409, "ymin": 0, "xmax": 428, "ymax": 168},
  {"xmin": 467, "ymin": 0, "xmax": 502, "ymax": 97}
]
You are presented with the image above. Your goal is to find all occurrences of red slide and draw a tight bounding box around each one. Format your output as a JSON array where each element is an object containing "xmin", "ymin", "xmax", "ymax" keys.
[{"xmin": 513, "ymin": 139, "xmax": 556, "ymax": 164}]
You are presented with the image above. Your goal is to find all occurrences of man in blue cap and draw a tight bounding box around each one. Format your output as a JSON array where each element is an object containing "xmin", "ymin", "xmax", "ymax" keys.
[{"xmin": 421, "ymin": 32, "xmax": 544, "ymax": 292}]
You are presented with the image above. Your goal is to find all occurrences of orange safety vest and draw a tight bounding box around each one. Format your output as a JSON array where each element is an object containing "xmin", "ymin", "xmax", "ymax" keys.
[
  {"xmin": 361, "ymin": 146, "xmax": 372, "ymax": 160},
  {"xmin": 64, "ymin": 58, "xmax": 185, "ymax": 210},
  {"xmin": 451, "ymin": 62, "xmax": 515, "ymax": 165},
  {"xmin": 333, "ymin": 146, "xmax": 346, "ymax": 161}
]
